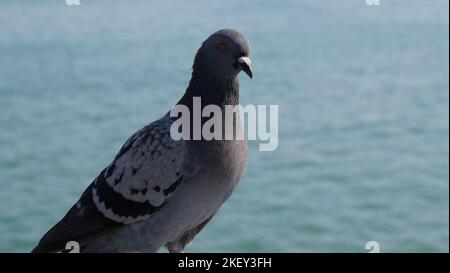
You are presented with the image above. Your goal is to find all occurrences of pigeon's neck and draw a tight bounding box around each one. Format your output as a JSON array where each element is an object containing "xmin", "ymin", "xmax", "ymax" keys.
[{"xmin": 177, "ymin": 71, "xmax": 240, "ymax": 108}]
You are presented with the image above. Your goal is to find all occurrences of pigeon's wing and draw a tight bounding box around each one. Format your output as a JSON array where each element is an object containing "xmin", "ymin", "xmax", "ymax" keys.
[
  {"xmin": 93, "ymin": 117, "xmax": 185, "ymax": 224},
  {"xmin": 33, "ymin": 117, "xmax": 185, "ymax": 252}
]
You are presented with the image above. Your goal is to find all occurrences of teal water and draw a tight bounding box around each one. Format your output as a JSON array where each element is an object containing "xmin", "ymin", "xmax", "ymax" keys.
[{"xmin": 0, "ymin": 0, "xmax": 448, "ymax": 252}]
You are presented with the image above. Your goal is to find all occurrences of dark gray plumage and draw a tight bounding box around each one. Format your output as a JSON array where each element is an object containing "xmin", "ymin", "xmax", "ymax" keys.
[{"xmin": 32, "ymin": 29, "xmax": 252, "ymax": 253}]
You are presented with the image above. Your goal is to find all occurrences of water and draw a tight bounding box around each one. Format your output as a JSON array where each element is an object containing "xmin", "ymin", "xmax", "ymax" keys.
[{"xmin": 0, "ymin": 0, "xmax": 448, "ymax": 252}]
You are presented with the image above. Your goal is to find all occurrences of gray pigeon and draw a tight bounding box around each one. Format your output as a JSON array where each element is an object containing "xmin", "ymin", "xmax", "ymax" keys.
[{"xmin": 32, "ymin": 29, "xmax": 252, "ymax": 253}]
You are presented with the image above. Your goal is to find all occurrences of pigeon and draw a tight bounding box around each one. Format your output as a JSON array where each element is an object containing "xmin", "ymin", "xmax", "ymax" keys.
[{"xmin": 32, "ymin": 29, "xmax": 252, "ymax": 253}]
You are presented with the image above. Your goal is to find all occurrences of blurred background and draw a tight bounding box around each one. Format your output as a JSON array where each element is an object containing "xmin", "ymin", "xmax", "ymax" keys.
[{"xmin": 0, "ymin": 0, "xmax": 448, "ymax": 252}]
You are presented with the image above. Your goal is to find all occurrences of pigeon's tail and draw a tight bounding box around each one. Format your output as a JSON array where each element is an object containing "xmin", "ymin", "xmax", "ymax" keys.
[
  {"xmin": 31, "ymin": 182, "xmax": 122, "ymax": 253},
  {"xmin": 31, "ymin": 204, "xmax": 84, "ymax": 253},
  {"xmin": 31, "ymin": 245, "xmax": 69, "ymax": 253},
  {"xmin": 31, "ymin": 246, "xmax": 44, "ymax": 253}
]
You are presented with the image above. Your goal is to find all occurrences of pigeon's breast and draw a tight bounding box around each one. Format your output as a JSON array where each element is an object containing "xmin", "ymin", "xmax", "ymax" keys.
[{"xmin": 184, "ymin": 138, "xmax": 247, "ymax": 192}]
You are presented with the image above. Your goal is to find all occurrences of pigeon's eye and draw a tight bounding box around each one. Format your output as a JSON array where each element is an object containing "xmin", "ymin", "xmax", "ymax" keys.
[{"xmin": 218, "ymin": 42, "xmax": 230, "ymax": 53}]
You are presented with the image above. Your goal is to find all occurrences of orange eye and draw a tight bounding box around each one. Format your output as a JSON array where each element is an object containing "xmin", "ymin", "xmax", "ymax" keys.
[{"xmin": 218, "ymin": 42, "xmax": 230, "ymax": 53}]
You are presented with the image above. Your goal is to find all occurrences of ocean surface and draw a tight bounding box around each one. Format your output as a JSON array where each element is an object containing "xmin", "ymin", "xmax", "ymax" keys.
[{"xmin": 0, "ymin": 0, "xmax": 448, "ymax": 252}]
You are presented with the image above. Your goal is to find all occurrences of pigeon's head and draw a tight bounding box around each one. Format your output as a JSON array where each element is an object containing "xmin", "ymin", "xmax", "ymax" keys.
[{"xmin": 193, "ymin": 29, "xmax": 252, "ymax": 80}]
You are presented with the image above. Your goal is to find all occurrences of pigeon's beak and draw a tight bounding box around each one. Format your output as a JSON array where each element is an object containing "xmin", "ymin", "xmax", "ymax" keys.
[{"xmin": 237, "ymin": 56, "xmax": 253, "ymax": 79}]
